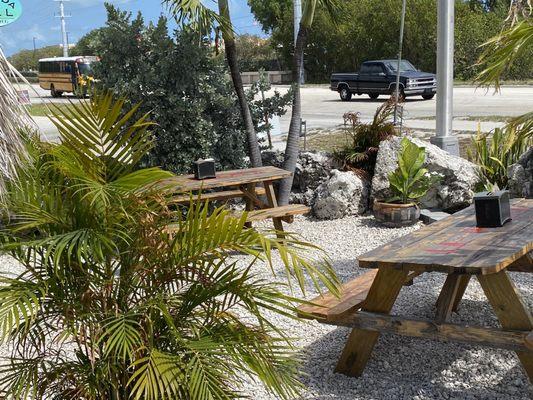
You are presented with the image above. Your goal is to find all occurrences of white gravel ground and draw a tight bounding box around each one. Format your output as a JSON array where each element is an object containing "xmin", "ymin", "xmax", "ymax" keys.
[{"xmin": 1, "ymin": 214, "xmax": 532, "ymax": 399}]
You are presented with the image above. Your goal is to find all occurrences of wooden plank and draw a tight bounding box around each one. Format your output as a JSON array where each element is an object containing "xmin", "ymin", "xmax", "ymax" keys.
[
  {"xmin": 298, "ymin": 270, "xmax": 422, "ymax": 321},
  {"xmin": 297, "ymin": 270, "xmax": 378, "ymax": 321},
  {"xmin": 324, "ymin": 311, "xmax": 533, "ymax": 353},
  {"xmin": 244, "ymin": 204, "xmax": 309, "ymax": 222},
  {"xmin": 507, "ymin": 252, "xmax": 533, "ymax": 273},
  {"xmin": 527, "ymin": 332, "xmax": 533, "ymax": 350},
  {"xmin": 335, "ymin": 268, "xmax": 409, "ymax": 377},
  {"xmin": 358, "ymin": 199, "xmax": 533, "ymax": 274},
  {"xmin": 173, "ymin": 187, "xmax": 266, "ymax": 204},
  {"xmin": 435, "ymin": 273, "xmax": 462, "ymax": 323},
  {"xmin": 452, "ymin": 275, "xmax": 471, "ymax": 312},
  {"xmin": 161, "ymin": 167, "xmax": 292, "ymax": 192},
  {"xmin": 477, "ymin": 270, "xmax": 533, "ymax": 382}
]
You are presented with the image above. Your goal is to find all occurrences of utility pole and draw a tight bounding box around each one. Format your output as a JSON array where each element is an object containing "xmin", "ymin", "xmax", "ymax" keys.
[
  {"xmin": 431, "ymin": 0, "xmax": 459, "ymax": 155},
  {"xmin": 294, "ymin": 0, "xmax": 304, "ymax": 84},
  {"xmin": 32, "ymin": 37, "xmax": 37, "ymax": 68},
  {"xmin": 55, "ymin": 0, "xmax": 70, "ymax": 57},
  {"xmin": 393, "ymin": 0, "xmax": 407, "ymax": 125}
]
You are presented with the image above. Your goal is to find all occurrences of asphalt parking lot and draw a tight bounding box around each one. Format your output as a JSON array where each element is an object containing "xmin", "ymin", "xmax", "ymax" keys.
[{"xmin": 276, "ymin": 85, "xmax": 533, "ymax": 134}]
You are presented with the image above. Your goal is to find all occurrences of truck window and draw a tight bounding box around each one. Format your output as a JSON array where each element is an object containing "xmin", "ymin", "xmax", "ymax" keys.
[{"xmin": 360, "ymin": 63, "xmax": 372, "ymax": 73}]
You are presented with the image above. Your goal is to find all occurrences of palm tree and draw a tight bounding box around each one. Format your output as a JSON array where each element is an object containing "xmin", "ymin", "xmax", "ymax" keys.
[
  {"xmin": 277, "ymin": 0, "xmax": 338, "ymax": 205},
  {"xmin": 0, "ymin": 92, "xmax": 340, "ymax": 399},
  {"xmin": 166, "ymin": 0, "xmax": 263, "ymax": 167},
  {"xmin": 0, "ymin": 47, "xmax": 34, "ymax": 193}
]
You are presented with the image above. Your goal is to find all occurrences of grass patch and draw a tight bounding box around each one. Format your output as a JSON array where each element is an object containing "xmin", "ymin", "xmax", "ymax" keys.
[
  {"xmin": 306, "ymin": 128, "xmax": 475, "ymax": 159},
  {"xmin": 24, "ymin": 103, "xmax": 71, "ymax": 117},
  {"xmin": 456, "ymin": 115, "xmax": 513, "ymax": 123}
]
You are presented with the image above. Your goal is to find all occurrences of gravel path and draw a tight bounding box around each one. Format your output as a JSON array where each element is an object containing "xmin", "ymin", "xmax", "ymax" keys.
[
  {"xmin": 1, "ymin": 215, "xmax": 532, "ymax": 399},
  {"xmin": 238, "ymin": 215, "xmax": 533, "ymax": 400}
]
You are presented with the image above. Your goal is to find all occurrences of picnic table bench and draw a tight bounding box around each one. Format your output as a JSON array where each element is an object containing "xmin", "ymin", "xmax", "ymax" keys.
[
  {"xmin": 163, "ymin": 166, "xmax": 309, "ymax": 231},
  {"xmin": 298, "ymin": 198, "xmax": 533, "ymax": 382}
]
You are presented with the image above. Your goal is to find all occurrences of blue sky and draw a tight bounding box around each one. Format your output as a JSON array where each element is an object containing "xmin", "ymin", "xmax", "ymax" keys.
[{"xmin": 0, "ymin": 0, "xmax": 263, "ymax": 56}]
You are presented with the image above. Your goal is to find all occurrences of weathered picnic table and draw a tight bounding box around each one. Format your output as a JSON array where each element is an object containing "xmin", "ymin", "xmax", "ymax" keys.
[
  {"xmin": 164, "ymin": 166, "xmax": 309, "ymax": 232},
  {"xmin": 299, "ymin": 198, "xmax": 533, "ymax": 382}
]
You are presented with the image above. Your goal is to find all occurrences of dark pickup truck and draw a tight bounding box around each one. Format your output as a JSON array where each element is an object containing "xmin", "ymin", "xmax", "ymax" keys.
[{"xmin": 330, "ymin": 59, "xmax": 437, "ymax": 101}]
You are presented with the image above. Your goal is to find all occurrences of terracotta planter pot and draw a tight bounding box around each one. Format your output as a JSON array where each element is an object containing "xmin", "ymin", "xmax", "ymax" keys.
[{"xmin": 373, "ymin": 200, "xmax": 420, "ymax": 227}]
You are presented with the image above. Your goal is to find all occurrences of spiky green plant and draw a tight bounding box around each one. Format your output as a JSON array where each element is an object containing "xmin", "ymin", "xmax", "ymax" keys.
[
  {"xmin": 334, "ymin": 99, "xmax": 400, "ymax": 180},
  {"xmin": 468, "ymin": 123, "xmax": 532, "ymax": 190},
  {"xmin": 0, "ymin": 92, "xmax": 339, "ymax": 399}
]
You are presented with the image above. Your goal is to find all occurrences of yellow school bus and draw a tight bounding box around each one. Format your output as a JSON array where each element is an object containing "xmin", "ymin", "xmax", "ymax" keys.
[{"xmin": 38, "ymin": 56, "xmax": 97, "ymax": 97}]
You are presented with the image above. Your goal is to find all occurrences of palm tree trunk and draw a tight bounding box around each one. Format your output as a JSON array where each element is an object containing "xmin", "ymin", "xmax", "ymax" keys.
[
  {"xmin": 218, "ymin": 0, "xmax": 262, "ymax": 168},
  {"xmin": 277, "ymin": 24, "xmax": 308, "ymax": 205}
]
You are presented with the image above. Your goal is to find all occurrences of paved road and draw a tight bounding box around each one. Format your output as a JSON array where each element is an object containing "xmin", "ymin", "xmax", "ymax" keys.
[
  {"xmin": 22, "ymin": 83, "xmax": 533, "ymax": 140},
  {"xmin": 276, "ymin": 85, "xmax": 533, "ymax": 134}
]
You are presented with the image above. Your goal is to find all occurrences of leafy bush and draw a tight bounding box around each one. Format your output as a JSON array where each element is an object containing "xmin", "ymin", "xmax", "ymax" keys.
[
  {"xmin": 0, "ymin": 93, "xmax": 339, "ymax": 399},
  {"xmin": 334, "ymin": 99, "xmax": 399, "ymax": 179},
  {"xmin": 468, "ymin": 122, "xmax": 532, "ymax": 190},
  {"xmin": 388, "ymin": 137, "xmax": 441, "ymax": 204},
  {"xmin": 246, "ymin": 69, "xmax": 293, "ymax": 148},
  {"xmin": 92, "ymin": 5, "xmax": 247, "ymax": 174}
]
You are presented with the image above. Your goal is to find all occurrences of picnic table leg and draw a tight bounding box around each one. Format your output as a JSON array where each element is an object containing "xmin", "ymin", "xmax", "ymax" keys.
[
  {"xmin": 335, "ymin": 268, "xmax": 409, "ymax": 377},
  {"xmin": 452, "ymin": 275, "xmax": 471, "ymax": 312},
  {"xmin": 435, "ymin": 273, "xmax": 463, "ymax": 323},
  {"xmin": 477, "ymin": 270, "xmax": 533, "ymax": 382},
  {"xmin": 244, "ymin": 183, "xmax": 255, "ymax": 228},
  {"xmin": 263, "ymin": 180, "xmax": 285, "ymax": 236}
]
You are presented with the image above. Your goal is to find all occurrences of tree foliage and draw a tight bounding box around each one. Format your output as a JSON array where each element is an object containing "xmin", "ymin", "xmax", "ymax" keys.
[
  {"xmin": 91, "ymin": 5, "xmax": 247, "ymax": 174},
  {"xmin": 0, "ymin": 92, "xmax": 340, "ymax": 399},
  {"xmin": 248, "ymin": 0, "xmax": 533, "ymax": 82}
]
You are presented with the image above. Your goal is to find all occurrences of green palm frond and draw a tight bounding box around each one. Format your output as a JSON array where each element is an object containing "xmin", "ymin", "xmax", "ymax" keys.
[
  {"xmin": 128, "ymin": 349, "xmax": 187, "ymax": 400},
  {"xmin": 164, "ymin": 0, "xmax": 227, "ymax": 35},
  {"xmin": 476, "ymin": 20, "xmax": 533, "ymax": 90},
  {"xmin": 49, "ymin": 91, "xmax": 157, "ymax": 181},
  {"xmin": 0, "ymin": 278, "xmax": 44, "ymax": 343}
]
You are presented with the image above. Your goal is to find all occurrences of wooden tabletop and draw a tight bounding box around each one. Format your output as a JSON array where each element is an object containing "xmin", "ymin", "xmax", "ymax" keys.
[
  {"xmin": 359, "ymin": 198, "xmax": 533, "ymax": 275},
  {"xmin": 161, "ymin": 166, "xmax": 292, "ymax": 191}
]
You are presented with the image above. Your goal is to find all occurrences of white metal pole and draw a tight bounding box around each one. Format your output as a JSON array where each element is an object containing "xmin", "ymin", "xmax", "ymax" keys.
[
  {"xmin": 431, "ymin": 0, "xmax": 459, "ymax": 155},
  {"xmin": 294, "ymin": 0, "xmax": 304, "ymax": 84}
]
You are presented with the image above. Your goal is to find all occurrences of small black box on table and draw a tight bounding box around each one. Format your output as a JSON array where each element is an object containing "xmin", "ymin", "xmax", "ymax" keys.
[
  {"xmin": 473, "ymin": 190, "xmax": 511, "ymax": 228},
  {"xmin": 193, "ymin": 159, "xmax": 216, "ymax": 180}
]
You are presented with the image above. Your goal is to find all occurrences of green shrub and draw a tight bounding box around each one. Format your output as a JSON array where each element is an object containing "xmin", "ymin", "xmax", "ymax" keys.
[
  {"xmin": 92, "ymin": 5, "xmax": 247, "ymax": 174},
  {"xmin": 0, "ymin": 92, "xmax": 339, "ymax": 399},
  {"xmin": 334, "ymin": 99, "xmax": 399, "ymax": 179},
  {"xmin": 388, "ymin": 137, "xmax": 441, "ymax": 204}
]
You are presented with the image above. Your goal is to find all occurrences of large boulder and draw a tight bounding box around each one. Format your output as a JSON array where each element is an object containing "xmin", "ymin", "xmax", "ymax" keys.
[
  {"xmin": 508, "ymin": 147, "xmax": 533, "ymax": 198},
  {"xmin": 262, "ymin": 150, "xmax": 333, "ymax": 205},
  {"xmin": 312, "ymin": 169, "xmax": 370, "ymax": 220},
  {"xmin": 371, "ymin": 136, "xmax": 480, "ymax": 211}
]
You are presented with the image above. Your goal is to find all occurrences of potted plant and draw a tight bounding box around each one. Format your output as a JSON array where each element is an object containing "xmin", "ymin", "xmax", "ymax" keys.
[{"xmin": 373, "ymin": 137, "xmax": 441, "ymax": 227}]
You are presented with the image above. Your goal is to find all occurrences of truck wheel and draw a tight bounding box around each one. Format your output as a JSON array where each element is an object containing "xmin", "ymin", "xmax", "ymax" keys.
[
  {"xmin": 339, "ymin": 86, "xmax": 352, "ymax": 101},
  {"xmin": 50, "ymin": 85, "xmax": 63, "ymax": 98},
  {"xmin": 368, "ymin": 93, "xmax": 379, "ymax": 99},
  {"xmin": 422, "ymin": 94, "xmax": 435, "ymax": 100}
]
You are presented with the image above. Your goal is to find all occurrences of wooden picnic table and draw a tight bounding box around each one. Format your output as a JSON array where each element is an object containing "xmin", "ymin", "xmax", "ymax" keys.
[
  {"xmin": 162, "ymin": 166, "xmax": 309, "ymax": 232},
  {"xmin": 299, "ymin": 198, "xmax": 533, "ymax": 382}
]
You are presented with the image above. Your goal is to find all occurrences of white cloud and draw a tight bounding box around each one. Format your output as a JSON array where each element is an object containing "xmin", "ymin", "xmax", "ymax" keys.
[{"xmin": 70, "ymin": 0, "xmax": 135, "ymax": 7}]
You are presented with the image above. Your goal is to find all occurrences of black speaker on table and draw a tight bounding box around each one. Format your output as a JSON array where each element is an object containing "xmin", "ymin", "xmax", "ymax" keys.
[
  {"xmin": 473, "ymin": 190, "xmax": 511, "ymax": 228},
  {"xmin": 193, "ymin": 158, "xmax": 216, "ymax": 180}
]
